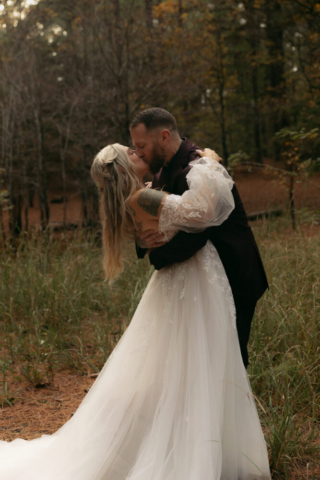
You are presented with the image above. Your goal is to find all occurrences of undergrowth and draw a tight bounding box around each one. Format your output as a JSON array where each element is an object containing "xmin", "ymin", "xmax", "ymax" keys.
[{"xmin": 0, "ymin": 218, "xmax": 319, "ymax": 478}]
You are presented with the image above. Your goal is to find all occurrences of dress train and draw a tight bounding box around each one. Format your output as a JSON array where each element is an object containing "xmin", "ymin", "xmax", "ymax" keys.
[{"xmin": 0, "ymin": 242, "xmax": 270, "ymax": 480}]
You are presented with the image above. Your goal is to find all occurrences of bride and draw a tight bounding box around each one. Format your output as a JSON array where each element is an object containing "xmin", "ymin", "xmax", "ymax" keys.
[{"xmin": 0, "ymin": 144, "xmax": 271, "ymax": 480}]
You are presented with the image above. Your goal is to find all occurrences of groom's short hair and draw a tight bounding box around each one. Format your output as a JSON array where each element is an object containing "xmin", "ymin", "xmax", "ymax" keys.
[{"xmin": 130, "ymin": 108, "xmax": 177, "ymax": 132}]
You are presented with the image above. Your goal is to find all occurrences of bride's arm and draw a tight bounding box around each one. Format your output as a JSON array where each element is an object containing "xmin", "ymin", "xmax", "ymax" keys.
[
  {"xmin": 130, "ymin": 189, "xmax": 169, "ymax": 225},
  {"xmin": 159, "ymin": 158, "xmax": 235, "ymax": 233},
  {"xmin": 132, "ymin": 157, "xmax": 234, "ymax": 234}
]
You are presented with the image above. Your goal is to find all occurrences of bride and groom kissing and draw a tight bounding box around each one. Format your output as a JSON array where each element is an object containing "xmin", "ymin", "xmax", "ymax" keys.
[
  {"xmin": 0, "ymin": 107, "xmax": 271, "ymax": 479},
  {"xmin": 130, "ymin": 107, "xmax": 269, "ymax": 369}
]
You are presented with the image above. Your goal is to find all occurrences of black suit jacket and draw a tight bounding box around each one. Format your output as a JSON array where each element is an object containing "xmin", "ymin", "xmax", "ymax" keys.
[{"xmin": 137, "ymin": 138, "xmax": 269, "ymax": 307}]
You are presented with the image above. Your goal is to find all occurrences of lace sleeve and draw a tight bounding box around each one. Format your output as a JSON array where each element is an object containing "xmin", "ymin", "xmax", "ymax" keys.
[{"xmin": 159, "ymin": 157, "xmax": 234, "ymax": 234}]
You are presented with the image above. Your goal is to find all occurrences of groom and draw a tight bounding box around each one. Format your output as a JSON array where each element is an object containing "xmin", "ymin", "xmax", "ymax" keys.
[{"xmin": 130, "ymin": 107, "xmax": 268, "ymax": 368}]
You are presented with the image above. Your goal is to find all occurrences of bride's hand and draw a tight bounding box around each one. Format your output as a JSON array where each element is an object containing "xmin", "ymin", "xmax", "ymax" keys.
[
  {"xmin": 196, "ymin": 148, "xmax": 222, "ymax": 163},
  {"xmin": 136, "ymin": 230, "xmax": 166, "ymax": 249}
]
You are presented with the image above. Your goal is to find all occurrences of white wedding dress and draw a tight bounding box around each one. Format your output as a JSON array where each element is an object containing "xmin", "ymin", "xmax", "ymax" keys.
[{"xmin": 0, "ymin": 158, "xmax": 271, "ymax": 480}]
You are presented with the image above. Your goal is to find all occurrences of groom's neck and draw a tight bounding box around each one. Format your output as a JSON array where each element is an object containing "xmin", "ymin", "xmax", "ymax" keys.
[{"xmin": 164, "ymin": 134, "xmax": 182, "ymax": 166}]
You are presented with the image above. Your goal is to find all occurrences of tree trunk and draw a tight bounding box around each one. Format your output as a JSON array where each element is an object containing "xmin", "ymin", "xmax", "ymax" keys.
[
  {"xmin": 288, "ymin": 161, "xmax": 296, "ymax": 230},
  {"xmin": 252, "ymin": 68, "xmax": 262, "ymax": 164},
  {"xmin": 13, "ymin": 180, "xmax": 22, "ymax": 236},
  {"xmin": 219, "ymin": 88, "xmax": 229, "ymax": 168},
  {"xmin": 91, "ymin": 188, "xmax": 100, "ymax": 228},
  {"xmin": 178, "ymin": 0, "xmax": 183, "ymax": 27},
  {"xmin": 59, "ymin": 135, "xmax": 67, "ymax": 228},
  {"xmin": 145, "ymin": 0, "xmax": 153, "ymax": 32},
  {"xmin": 217, "ymin": 35, "xmax": 229, "ymax": 166},
  {"xmin": 28, "ymin": 185, "xmax": 34, "ymax": 208},
  {"xmin": 62, "ymin": 153, "xmax": 67, "ymax": 227},
  {"xmin": 245, "ymin": 0, "xmax": 263, "ymax": 164},
  {"xmin": 14, "ymin": 118, "xmax": 23, "ymax": 234},
  {"xmin": 265, "ymin": 0, "xmax": 287, "ymax": 160},
  {"xmin": 0, "ymin": 206, "xmax": 6, "ymax": 244},
  {"xmin": 34, "ymin": 109, "xmax": 50, "ymax": 230},
  {"xmin": 22, "ymin": 159, "xmax": 29, "ymax": 231},
  {"xmin": 81, "ymin": 145, "xmax": 89, "ymax": 227},
  {"xmin": 289, "ymin": 174, "xmax": 295, "ymax": 230},
  {"xmin": 7, "ymin": 147, "xmax": 15, "ymax": 238},
  {"xmin": 145, "ymin": 0, "xmax": 155, "ymax": 69}
]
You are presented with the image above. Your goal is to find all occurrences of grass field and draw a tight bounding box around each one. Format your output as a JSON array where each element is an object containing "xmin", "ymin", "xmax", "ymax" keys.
[{"xmin": 0, "ymin": 216, "xmax": 319, "ymax": 479}]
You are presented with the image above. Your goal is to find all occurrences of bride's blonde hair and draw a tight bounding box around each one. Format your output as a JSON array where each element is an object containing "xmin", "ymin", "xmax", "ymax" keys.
[{"xmin": 91, "ymin": 144, "xmax": 141, "ymax": 281}]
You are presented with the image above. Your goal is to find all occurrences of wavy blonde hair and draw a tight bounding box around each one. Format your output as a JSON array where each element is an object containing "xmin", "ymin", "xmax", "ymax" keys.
[{"xmin": 91, "ymin": 144, "xmax": 141, "ymax": 281}]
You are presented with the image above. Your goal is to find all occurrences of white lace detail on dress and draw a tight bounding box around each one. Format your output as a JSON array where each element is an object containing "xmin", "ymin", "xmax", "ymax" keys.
[
  {"xmin": 157, "ymin": 241, "xmax": 236, "ymax": 329},
  {"xmin": 197, "ymin": 243, "xmax": 237, "ymax": 328},
  {"xmin": 158, "ymin": 157, "xmax": 237, "ymax": 328},
  {"xmin": 159, "ymin": 157, "xmax": 234, "ymax": 239}
]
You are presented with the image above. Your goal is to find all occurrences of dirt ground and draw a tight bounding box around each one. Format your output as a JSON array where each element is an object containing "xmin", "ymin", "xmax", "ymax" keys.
[
  {"xmin": 2, "ymin": 169, "xmax": 319, "ymax": 232},
  {"xmin": 0, "ymin": 370, "xmax": 96, "ymax": 441},
  {"xmin": 235, "ymin": 169, "xmax": 320, "ymax": 214},
  {"xmin": 1, "ymin": 366, "xmax": 320, "ymax": 479}
]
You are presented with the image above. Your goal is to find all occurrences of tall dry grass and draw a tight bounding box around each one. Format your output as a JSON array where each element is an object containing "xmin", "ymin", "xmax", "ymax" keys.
[
  {"xmin": 0, "ymin": 217, "xmax": 319, "ymax": 478},
  {"xmin": 249, "ymin": 218, "xmax": 320, "ymax": 478},
  {"xmin": 0, "ymin": 232, "xmax": 152, "ymax": 384}
]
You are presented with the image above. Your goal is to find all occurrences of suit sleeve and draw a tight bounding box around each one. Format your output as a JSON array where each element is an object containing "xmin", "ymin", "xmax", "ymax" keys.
[
  {"xmin": 136, "ymin": 243, "xmax": 147, "ymax": 259},
  {"xmin": 147, "ymin": 164, "xmax": 207, "ymax": 270},
  {"xmin": 149, "ymin": 230, "xmax": 208, "ymax": 270},
  {"xmin": 161, "ymin": 159, "xmax": 234, "ymax": 233},
  {"xmin": 149, "ymin": 158, "xmax": 235, "ymax": 270}
]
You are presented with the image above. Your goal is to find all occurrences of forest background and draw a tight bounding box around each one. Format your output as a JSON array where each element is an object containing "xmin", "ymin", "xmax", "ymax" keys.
[
  {"xmin": 0, "ymin": 0, "xmax": 320, "ymax": 233},
  {"xmin": 0, "ymin": 1, "xmax": 320, "ymax": 479}
]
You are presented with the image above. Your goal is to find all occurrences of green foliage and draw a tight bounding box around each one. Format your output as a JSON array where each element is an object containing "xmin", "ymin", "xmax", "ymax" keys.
[
  {"xmin": 276, "ymin": 128, "xmax": 320, "ymax": 175},
  {"xmin": 228, "ymin": 151, "xmax": 250, "ymax": 170},
  {"xmin": 227, "ymin": 128, "xmax": 320, "ymax": 230}
]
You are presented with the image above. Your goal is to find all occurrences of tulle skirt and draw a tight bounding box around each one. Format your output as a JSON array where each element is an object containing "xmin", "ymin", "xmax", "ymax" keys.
[{"xmin": 0, "ymin": 242, "xmax": 271, "ymax": 480}]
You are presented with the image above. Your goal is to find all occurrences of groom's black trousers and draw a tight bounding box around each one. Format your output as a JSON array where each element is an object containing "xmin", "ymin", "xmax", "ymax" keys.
[{"xmin": 235, "ymin": 303, "xmax": 256, "ymax": 369}]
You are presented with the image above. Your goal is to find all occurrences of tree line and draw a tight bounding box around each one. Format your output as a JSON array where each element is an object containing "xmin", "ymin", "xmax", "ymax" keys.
[{"xmin": 0, "ymin": 0, "xmax": 319, "ymax": 237}]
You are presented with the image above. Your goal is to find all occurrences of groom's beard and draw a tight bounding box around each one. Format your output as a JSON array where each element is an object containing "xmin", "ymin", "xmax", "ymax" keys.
[{"xmin": 149, "ymin": 144, "xmax": 167, "ymax": 175}]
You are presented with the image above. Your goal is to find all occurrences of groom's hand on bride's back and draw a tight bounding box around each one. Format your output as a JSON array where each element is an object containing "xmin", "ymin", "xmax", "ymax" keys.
[
  {"xmin": 196, "ymin": 148, "xmax": 223, "ymax": 163},
  {"xmin": 136, "ymin": 229, "xmax": 166, "ymax": 250}
]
